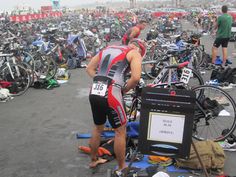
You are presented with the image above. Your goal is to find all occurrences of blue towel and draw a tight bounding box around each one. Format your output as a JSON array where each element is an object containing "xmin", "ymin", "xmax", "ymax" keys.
[
  {"xmin": 76, "ymin": 133, "xmax": 92, "ymax": 139},
  {"xmin": 126, "ymin": 155, "xmax": 154, "ymax": 169},
  {"xmin": 103, "ymin": 122, "xmax": 140, "ymax": 138},
  {"xmin": 76, "ymin": 132, "xmax": 114, "ymax": 139},
  {"xmin": 76, "ymin": 122, "xmax": 140, "ymax": 139},
  {"xmin": 114, "ymin": 155, "xmax": 154, "ymax": 170},
  {"xmin": 166, "ymin": 165, "xmax": 189, "ymax": 173}
]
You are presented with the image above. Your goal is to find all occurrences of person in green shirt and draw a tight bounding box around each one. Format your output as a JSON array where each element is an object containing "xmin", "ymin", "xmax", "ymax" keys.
[{"xmin": 212, "ymin": 5, "xmax": 233, "ymax": 66}]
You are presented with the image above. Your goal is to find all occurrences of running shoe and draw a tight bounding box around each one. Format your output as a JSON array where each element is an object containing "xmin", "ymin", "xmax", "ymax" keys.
[
  {"xmin": 219, "ymin": 141, "xmax": 236, "ymax": 151},
  {"xmin": 226, "ymin": 59, "xmax": 233, "ymax": 64},
  {"xmin": 215, "ymin": 57, "xmax": 223, "ymax": 65}
]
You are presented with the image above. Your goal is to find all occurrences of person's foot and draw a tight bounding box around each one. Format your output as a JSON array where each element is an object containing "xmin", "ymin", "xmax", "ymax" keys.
[
  {"xmin": 215, "ymin": 57, "xmax": 223, "ymax": 65},
  {"xmin": 89, "ymin": 158, "xmax": 107, "ymax": 168},
  {"xmin": 226, "ymin": 59, "xmax": 233, "ymax": 64}
]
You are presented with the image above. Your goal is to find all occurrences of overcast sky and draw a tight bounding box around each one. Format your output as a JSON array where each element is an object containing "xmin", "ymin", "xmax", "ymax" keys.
[{"xmin": 0, "ymin": 0, "xmax": 112, "ymax": 12}]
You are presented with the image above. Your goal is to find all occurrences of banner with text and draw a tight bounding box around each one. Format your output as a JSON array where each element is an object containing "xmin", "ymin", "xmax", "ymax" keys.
[{"xmin": 10, "ymin": 12, "xmax": 63, "ymax": 22}]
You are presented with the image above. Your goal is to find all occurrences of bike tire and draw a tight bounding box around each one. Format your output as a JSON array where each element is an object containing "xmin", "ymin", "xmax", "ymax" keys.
[
  {"xmin": 192, "ymin": 85, "xmax": 236, "ymax": 141},
  {"xmin": 0, "ymin": 63, "xmax": 30, "ymax": 96},
  {"xmin": 142, "ymin": 59, "xmax": 163, "ymax": 80},
  {"xmin": 161, "ymin": 67, "xmax": 204, "ymax": 89}
]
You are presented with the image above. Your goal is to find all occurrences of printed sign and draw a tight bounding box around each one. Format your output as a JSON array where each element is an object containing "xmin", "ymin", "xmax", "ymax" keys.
[{"xmin": 148, "ymin": 113, "xmax": 185, "ymax": 143}]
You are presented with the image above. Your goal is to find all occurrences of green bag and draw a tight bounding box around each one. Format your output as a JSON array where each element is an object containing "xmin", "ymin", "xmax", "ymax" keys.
[
  {"xmin": 44, "ymin": 79, "xmax": 60, "ymax": 90},
  {"xmin": 176, "ymin": 140, "xmax": 225, "ymax": 170}
]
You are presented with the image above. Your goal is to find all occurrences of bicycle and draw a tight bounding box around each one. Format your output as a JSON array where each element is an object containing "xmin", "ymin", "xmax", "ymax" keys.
[
  {"xmin": 0, "ymin": 53, "xmax": 30, "ymax": 96},
  {"xmin": 142, "ymin": 51, "xmax": 204, "ymax": 90},
  {"xmin": 124, "ymin": 61, "xmax": 236, "ymax": 141}
]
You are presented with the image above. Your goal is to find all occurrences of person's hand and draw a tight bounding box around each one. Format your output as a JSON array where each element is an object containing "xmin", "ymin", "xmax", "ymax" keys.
[
  {"xmin": 211, "ymin": 30, "xmax": 216, "ymax": 36},
  {"xmin": 121, "ymin": 83, "xmax": 128, "ymax": 95}
]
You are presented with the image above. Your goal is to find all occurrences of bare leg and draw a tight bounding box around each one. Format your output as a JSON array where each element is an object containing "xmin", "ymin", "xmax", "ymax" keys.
[
  {"xmin": 222, "ymin": 47, "xmax": 228, "ymax": 65},
  {"xmin": 212, "ymin": 46, "xmax": 218, "ymax": 64},
  {"xmin": 89, "ymin": 124, "xmax": 104, "ymax": 167},
  {"xmin": 114, "ymin": 124, "xmax": 127, "ymax": 170}
]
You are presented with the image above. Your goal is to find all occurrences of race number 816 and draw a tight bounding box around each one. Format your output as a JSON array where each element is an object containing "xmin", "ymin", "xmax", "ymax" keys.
[{"xmin": 180, "ymin": 68, "xmax": 192, "ymax": 84}]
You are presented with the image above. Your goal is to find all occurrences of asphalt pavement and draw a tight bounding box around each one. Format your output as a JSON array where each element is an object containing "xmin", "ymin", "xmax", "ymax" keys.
[{"xmin": 0, "ymin": 20, "xmax": 236, "ymax": 177}]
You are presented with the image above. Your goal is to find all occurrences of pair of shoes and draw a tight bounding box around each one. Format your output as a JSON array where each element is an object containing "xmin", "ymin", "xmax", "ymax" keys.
[{"xmin": 219, "ymin": 140, "xmax": 236, "ymax": 151}]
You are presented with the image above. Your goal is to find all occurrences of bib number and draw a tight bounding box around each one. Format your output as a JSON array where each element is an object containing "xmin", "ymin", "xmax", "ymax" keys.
[
  {"xmin": 180, "ymin": 68, "xmax": 192, "ymax": 84},
  {"xmin": 91, "ymin": 82, "xmax": 108, "ymax": 96}
]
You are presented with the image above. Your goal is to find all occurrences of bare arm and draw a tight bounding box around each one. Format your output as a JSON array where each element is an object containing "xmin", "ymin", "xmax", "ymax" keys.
[
  {"xmin": 123, "ymin": 50, "xmax": 142, "ymax": 93},
  {"xmin": 214, "ymin": 17, "xmax": 219, "ymax": 31},
  {"xmin": 86, "ymin": 54, "xmax": 100, "ymax": 78},
  {"xmin": 128, "ymin": 27, "xmax": 140, "ymax": 40}
]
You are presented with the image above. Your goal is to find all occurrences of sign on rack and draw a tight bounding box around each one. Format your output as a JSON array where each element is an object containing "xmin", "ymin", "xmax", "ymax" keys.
[{"xmin": 138, "ymin": 87, "xmax": 196, "ymax": 159}]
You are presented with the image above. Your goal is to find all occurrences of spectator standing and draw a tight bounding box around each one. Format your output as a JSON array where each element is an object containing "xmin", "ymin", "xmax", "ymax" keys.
[{"xmin": 212, "ymin": 5, "xmax": 233, "ymax": 66}]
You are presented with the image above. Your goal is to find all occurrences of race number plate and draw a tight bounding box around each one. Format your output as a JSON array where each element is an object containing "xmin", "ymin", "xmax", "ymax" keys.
[
  {"xmin": 91, "ymin": 82, "xmax": 108, "ymax": 96},
  {"xmin": 180, "ymin": 68, "xmax": 192, "ymax": 84}
]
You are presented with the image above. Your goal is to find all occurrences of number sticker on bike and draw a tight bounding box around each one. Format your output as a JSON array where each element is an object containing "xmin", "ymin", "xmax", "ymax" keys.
[
  {"xmin": 91, "ymin": 82, "xmax": 108, "ymax": 96},
  {"xmin": 180, "ymin": 68, "xmax": 192, "ymax": 84}
]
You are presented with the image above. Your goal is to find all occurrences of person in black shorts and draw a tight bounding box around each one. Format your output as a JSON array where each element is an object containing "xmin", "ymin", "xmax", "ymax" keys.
[
  {"xmin": 86, "ymin": 39, "xmax": 146, "ymax": 173},
  {"xmin": 212, "ymin": 5, "xmax": 232, "ymax": 66}
]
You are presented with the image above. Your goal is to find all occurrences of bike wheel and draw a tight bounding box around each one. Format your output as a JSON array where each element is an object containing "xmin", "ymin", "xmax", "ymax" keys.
[
  {"xmin": 123, "ymin": 93, "xmax": 140, "ymax": 122},
  {"xmin": 192, "ymin": 47, "xmax": 204, "ymax": 69},
  {"xmin": 0, "ymin": 64, "xmax": 30, "ymax": 96},
  {"xmin": 192, "ymin": 85, "xmax": 236, "ymax": 141},
  {"xmin": 44, "ymin": 56, "xmax": 58, "ymax": 80},
  {"xmin": 20, "ymin": 61, "xmax": 35, "ymax": 86},
  {"xmin": 34, "ymin": 55, "xmax": 58, "ymax": 80},
  {"xmin": 161, "ymin": 67, "xmax": 204, "ymax": 89},
  {"xmin": 142, "ymin": 59, "xmax": 163, "ymax": 79}
]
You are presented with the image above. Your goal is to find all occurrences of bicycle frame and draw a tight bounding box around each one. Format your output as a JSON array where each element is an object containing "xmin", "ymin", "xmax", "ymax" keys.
[
  {"xmin": 0, "ymin": 54, "xmax": 20, "ymax": 79},
  {"xmin": 152, "ymin": 56, "xmax": 178, "ymax": 85}
]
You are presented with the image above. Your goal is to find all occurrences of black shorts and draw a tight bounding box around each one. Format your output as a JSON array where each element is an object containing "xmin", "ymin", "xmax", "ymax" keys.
[
  {"xmin": 89, "ymin": 77, "xmax": 127, "ymax": 129},
  {"xmin": 213, "ymin": 38, "xmax": 230, "ymax": 48}
]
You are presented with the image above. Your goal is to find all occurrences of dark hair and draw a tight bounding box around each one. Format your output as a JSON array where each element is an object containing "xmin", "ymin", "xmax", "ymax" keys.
[
  {"xmin": 139, "ymin": 19, "xmax": 147, "ymax": 24},
  {"xmin": 222, "ymin": 5, "xmax": 228, "ymax": 13}
]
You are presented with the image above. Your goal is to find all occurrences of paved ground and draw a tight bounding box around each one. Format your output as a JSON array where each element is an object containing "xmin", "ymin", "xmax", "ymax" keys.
[{"xmin": 0, "ymin": 20, "xmax": 236, "ymax": 177}]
